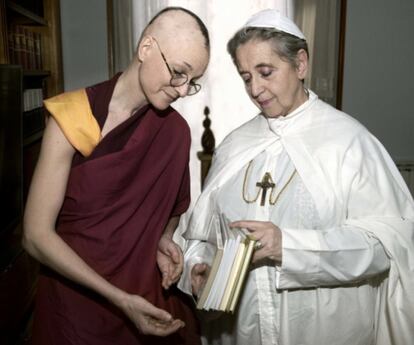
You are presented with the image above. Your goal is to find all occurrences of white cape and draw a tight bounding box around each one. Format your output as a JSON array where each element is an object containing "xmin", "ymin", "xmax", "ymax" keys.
[{"xmin": 180, "ymin": 91, "xmax": 414, "ymax": 344}]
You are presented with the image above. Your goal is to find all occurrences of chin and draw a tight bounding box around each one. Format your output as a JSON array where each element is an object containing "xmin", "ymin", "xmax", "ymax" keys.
[
  {"xmin": 150, "ymin": 97, "xmax": 171, "ymax": 111},
  {"xmin": 153, "ymin": 103, "xmax": 170, "ymax": 111}
]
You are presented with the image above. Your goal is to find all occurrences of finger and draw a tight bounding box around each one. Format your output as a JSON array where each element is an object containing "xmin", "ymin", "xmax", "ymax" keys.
[
  {"xmin": 193, "ymin": 263, "xmax": 208, "ymax": 274},
  {"xmin": 168, "ymin": 245, "xmax": 181, "ymax": 264},
  {"xmin": 142, "ymin": 303, "xmax": 173, "ymax": 323},
  {"xmin": 229, "ymin": 220, "xmax": 267, "ymax": 230},
  {"xmin": 171, "ymin": 252, "xmax": 184, "ymax": 279},
  {"xmin": 145, "ymin": 319, "xmax": 185, "ymax": 336},
  {"xmin": 192, "ymin": 277, "xmax": 204, "ymax": 295},
  {"xmin": 251, "ymin": 251, "xmax": 266, "ymax": 263},
  {"xmin": 164, "ymin": 264, "xmax": 177, "ymax": 289},
  {"xmin": 161, "ymin": 271, "xmax": 171, "ymax": 289}
]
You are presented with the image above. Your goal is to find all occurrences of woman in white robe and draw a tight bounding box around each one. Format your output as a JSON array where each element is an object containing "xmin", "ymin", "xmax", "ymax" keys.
[{"xmin": 178, "ymin": 9, "xmax": 414, "ymax": 345}]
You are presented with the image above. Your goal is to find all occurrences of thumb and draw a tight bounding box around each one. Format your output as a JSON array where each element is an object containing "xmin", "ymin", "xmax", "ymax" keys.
[
  {"xmin": 194, "ymin": 263, "xmax": 207, "ymax": 274},
  {"xmin": 143, "ymin": 302, "xmax": 173, "ymax": 322},
  {"xmin": 169, "ymin": 247, "xmax": 180, "ymax": 264}
]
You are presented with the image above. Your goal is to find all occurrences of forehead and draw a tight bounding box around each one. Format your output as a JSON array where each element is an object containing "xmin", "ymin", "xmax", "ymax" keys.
[
  {"xmin": 235, "ymin": 40, "xmax": 279, "ymax": 68},
  {"xmin": 149, "ymin": 11, "xmax": 209, "ymax": 74},
  {"xmin": 163, "ymin": 33, "xmax": 209, "ymax": 74}
]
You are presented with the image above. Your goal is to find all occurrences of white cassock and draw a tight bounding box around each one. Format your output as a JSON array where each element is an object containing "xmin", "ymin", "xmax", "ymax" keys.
[{"xmin": 178, "ymin": 91, "xmax": 414, "ymax": 345}]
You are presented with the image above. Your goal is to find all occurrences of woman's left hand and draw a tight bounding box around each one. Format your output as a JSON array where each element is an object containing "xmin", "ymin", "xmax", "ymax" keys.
[
  {"xmin": 157, "ymin": 234, "xmax": 184, "ymax": 289},
  {"xmin": 229, "ymin": 220, "xmax": 282, "ymax": 264}
]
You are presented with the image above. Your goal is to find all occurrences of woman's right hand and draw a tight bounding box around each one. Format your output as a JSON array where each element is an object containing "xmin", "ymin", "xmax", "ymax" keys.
[
  {"xmin": 118, "ymin": 293, "xmax": 184, "ymax": 336},
  {"xmin": 191, "ymin": 263, "xmax": 210, "ymax": 296}
]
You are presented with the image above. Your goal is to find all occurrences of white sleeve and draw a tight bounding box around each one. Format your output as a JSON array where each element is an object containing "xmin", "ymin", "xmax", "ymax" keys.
[
  {"xmin": 177, "ymin": 240, "xmax": 216, "ymax": 296},
  {"xmin": 276, "ymin": 131, "xmax": 407, "ymax": 290},
  {"xmin": 276, "ymin": 225, "xmax": 390, "ymax": 289}
]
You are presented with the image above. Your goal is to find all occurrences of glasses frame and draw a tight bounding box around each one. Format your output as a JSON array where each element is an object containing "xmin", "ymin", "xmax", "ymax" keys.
[{"xmin": 151, "ymin": 37, "xmax": 201, "ymax": 96}]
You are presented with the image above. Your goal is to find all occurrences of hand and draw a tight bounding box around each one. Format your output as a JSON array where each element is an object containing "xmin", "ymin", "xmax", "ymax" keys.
[
  {"xmin": 191, "ymin": 263, "xmax": 210, "ymax": 296},
  {"xmin": 157, "ymin": 234, "xmax": 183, "ymax": 289},
  {"xmin": 118, "ymin": 293, "xmax": 184, "ymax": 336},
  {"xmin": 230, "ymin": 220, "xmax": 282, "ymax": 264}
]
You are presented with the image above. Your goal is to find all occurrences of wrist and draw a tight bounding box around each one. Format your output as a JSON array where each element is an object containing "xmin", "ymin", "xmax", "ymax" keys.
[
  {"xmin": 161, "ymin": 230, "xmax": 174, "ymax": 240},
  {"xmin": 105, "ymin": 285, "xmax": 129, "ymax": 308}
]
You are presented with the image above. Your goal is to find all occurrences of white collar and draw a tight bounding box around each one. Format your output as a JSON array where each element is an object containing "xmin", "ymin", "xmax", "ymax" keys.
[{"xmin": 265, "ymin": 90, "xmax": 318, "ymax": 135}]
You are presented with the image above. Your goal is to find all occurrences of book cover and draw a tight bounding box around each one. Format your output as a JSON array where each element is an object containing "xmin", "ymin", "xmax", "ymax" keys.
[{"xmin": 196, "ymin": 214, "xmax": 256, "ymax": 313}]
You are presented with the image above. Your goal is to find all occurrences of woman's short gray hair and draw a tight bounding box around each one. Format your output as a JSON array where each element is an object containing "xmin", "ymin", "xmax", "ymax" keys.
[{"xmin": 227, "ymin": 27, "xmax": 308, "ymax": 69}]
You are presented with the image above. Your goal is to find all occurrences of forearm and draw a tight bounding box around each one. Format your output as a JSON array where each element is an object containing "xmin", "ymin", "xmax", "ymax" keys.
[
  {"xmin": 22, "ymin": 227, "xmax": 126, "ymax": 308},
  {"xmin": 163, "ymin": 216, "xmax": 180, "ymax": 239},
  {"xmin": 276, "ymin": 225, "xmax": 390, "ymax": 289}
]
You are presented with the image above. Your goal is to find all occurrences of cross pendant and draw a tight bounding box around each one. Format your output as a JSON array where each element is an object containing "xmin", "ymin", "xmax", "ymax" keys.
[{"xmin": 256, "ymin": 172, "xmax": 275, "ymax": 206}]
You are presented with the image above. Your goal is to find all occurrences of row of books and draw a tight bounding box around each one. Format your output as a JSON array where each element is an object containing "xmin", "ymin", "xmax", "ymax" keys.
[
  {"xmin": 8, "ymin": 25, "xmax": 43, "ymax": 71},
  {"xmin": 23, "ymin": 88, "xmax": 43, "ymax": 112},
  {"xmin": 196, "ymin": 215, "xmax": 257, "ymax": 314}
]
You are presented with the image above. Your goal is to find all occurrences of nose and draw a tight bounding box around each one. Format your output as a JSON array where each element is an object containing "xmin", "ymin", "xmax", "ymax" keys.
[
  {"xmin": 249, "ymin": 77, "xmax": 264, "ymax": 99},
  {"xmin": 174, "ymin": 83, "xmax": 190, "ymax": 98}
]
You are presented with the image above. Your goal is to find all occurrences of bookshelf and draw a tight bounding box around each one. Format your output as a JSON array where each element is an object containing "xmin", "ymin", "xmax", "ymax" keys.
[
  {"xmin": 0, "ymin": 1, "xmax": 63, "ymax": 344},
  {"xmin": 1, "ymin": 0, "xmax": 63, "ymax": 197},
  {"xmin": 0, "ymin": 0, "xmax": 63, "ymax": 94}
]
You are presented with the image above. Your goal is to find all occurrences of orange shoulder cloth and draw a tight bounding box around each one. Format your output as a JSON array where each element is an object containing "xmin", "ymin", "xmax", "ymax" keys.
[{"xmin": 44, "ymin": 89, "xmax": 101, "ymax": 157}]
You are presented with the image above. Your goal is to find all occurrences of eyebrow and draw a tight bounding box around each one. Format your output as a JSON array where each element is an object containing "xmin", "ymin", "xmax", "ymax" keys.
[
  {"xmin": 238, "ymin": 62, "xmax": 275, "ymax": 74},
  {"xmin": 173, "ymin": 60, "xmax": 194, "ymax": 75},
  {"xmin": 177, "ymin": 61, "xmax": 204, "ymax": 80},
  {"xmin": 183, "ymin": 61, "xmax": 193, "ymax": 71}
]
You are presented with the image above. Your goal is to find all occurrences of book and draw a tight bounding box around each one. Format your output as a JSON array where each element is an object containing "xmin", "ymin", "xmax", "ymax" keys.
[{"xmin": 196, "ymin": 215, "xmax": 256, "ymax": 313}]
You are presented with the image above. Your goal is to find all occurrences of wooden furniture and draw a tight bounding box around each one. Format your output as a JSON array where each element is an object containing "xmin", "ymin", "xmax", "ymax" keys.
[
  {"xmin": 0, "ymin": 1, "xmax": 63, "ymax": 344},
  {"xmin": 197, "ymin": 106, "xmax": 215, "ymax": 189}
]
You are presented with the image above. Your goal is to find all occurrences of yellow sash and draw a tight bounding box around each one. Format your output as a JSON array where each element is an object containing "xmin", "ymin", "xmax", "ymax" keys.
[{"xmin": 44, "ymin": 89, "xmax": 101, "ymax": 157}]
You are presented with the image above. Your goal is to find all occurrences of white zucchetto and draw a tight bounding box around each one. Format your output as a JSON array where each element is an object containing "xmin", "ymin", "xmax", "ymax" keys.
[{"xmin": 243, "ymin": 9, "xmax": 306, "ymax": 40}]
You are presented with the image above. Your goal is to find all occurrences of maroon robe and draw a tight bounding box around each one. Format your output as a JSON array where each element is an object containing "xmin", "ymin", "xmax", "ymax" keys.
[{"xmin": 31, "ymin": 75, "xmax": 200, "ymax": 345}]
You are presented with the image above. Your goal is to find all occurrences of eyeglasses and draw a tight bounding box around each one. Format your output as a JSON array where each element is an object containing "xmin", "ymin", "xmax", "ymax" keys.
[{"xmin": 152, "ymin": 37, "xmax": 201, "ymax": 96}]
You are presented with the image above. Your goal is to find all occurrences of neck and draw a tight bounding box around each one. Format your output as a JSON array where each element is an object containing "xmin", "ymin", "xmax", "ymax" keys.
[{"xmin": 109, "ymin": 61, "xmax": 148, "ymax": 117}]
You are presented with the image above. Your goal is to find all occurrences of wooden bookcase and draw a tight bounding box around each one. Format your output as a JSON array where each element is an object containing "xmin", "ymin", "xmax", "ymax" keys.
[
  {"xmin": 0, "ymin": 1, "xmax": 63, "ymax": 344},
  {"xmin": 1, "ymin": 0, "xmax": 63, "ymax": 195},
  {"xmin": 0, "ymin": 0, "xmax": 63, "ymax": 95}
]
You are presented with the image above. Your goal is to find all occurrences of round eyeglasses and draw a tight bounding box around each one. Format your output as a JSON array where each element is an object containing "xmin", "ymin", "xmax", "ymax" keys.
[{"xmin": 152, "ymin": 37, "xmax": 202, "ymax": 96}]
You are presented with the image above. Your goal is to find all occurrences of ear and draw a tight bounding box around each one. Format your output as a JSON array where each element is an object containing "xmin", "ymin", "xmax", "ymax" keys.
[
  {"xmin": 137, "ymin": 35, "xmax": 153, "ymax": 62},
  {"xmin": 296, "ymin": 49, "xmax": 308, "ymax": 80}
]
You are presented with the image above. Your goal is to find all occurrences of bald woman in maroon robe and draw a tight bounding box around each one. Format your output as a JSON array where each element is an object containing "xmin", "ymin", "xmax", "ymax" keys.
[{"xmin": 22, "ymin": 7, "xmax": 210, "ymax": 345}]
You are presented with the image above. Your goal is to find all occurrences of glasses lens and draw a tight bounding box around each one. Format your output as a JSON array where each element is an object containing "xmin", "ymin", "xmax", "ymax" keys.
[
  {"xmin": 170, "ymin": 75, "xmax": 188, "ymax": 87},
  {"xmin": 187, "ymin": 83, "xmax": 201, "ymax": 96}
]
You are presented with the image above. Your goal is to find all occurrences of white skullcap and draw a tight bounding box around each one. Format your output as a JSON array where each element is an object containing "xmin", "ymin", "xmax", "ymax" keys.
[{"xmin": 243, "ymin": 9, "xmax": 306, "ymax": 40}]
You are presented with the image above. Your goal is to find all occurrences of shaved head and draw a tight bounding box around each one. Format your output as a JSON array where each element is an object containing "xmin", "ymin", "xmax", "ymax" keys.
[
  {"xmin": 133, "ymin": 7, "xmax": 210, "ymax": 110},
  {"xmin": 140, "ymin": 7, "xmax": 209, "ymax": 51}
]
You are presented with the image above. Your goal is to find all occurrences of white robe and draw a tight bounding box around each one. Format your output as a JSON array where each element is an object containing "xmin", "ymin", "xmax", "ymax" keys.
[{"xmin": 178, "ymin": 91, "xmax": 414, "ymax": 345}]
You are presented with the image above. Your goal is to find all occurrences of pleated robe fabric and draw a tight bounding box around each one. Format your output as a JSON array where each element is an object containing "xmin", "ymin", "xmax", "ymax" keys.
[{"xmin": 31, "ymin": 75, "xmax": 201, "ymax": 345}]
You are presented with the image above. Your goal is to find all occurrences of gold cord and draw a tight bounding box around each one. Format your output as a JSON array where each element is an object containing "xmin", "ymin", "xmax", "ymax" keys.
[
  {"xmin": 242, "ymin": 160, "xmax": 297, "ymax": 206},
  {"xmin": 242, "ymin": 160, "xmax": 261, "ymax": 203},
  {"xmin": 269, "ymin": 170, "xmax": 296, "ymax": 205}
]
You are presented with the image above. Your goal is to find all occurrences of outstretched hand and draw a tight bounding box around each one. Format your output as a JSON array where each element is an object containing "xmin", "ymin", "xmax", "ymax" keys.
[
  {"xmin": 119, "ymin": 293, "xmax": 184, "ymax": 336},
  {"xmin": 229, "ymin": 220, "xmax": 282, "ymax": 264},
  {"xmin": 157, "ymin": 234, "xmax": 184, "ymax": 289}
]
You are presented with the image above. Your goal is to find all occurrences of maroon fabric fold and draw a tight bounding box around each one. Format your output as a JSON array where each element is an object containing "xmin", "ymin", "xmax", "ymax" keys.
[{"xmin": 31, "ymin": 75, "xmax": 200, "ymax": 345}]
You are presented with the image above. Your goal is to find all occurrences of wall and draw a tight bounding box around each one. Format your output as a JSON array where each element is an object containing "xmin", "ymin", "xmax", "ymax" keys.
[
  {"xmin": 60, "ymin": 0, "xmax": 109, "ymax": 91},
  {"xmin": 342, "ymin": 0, "xmax": 414, "ymax": 161}
]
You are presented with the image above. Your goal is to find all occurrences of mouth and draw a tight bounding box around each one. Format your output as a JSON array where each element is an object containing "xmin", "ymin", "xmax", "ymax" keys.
[
  {"xmin": 257, "ymin": 98, "xmax": 273, "ymax": 108},
  {"xmin": 163, "ymin": 90, "xmax": 177, "ymax": 102}
]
